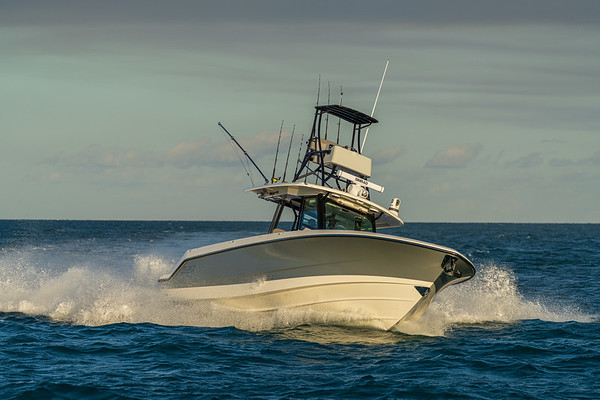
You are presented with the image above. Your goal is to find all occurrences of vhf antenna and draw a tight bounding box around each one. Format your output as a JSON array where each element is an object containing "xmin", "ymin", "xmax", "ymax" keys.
[{"xmin": 361, "ymin": 59, "xmax": 389, "ymax": 153}]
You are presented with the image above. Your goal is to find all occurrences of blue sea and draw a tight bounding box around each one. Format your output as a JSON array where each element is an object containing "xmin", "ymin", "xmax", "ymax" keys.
[{"xmin": 1, "ymin": 220, "xmax": 598, "ymax": 399}]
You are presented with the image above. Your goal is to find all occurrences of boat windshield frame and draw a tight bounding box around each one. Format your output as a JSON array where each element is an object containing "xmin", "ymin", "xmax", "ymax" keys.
[{"xmin": 296, "ymin": 194, "xmax": 376, "ymax": 232}]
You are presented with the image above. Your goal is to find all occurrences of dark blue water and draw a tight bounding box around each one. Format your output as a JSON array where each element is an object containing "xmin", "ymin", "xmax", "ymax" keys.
[{"xmin": 1, "ymin": 220, "xmax": 599, "ymax": 399}]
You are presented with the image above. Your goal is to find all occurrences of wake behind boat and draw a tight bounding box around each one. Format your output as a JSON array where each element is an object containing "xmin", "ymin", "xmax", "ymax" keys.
[{"xmin": 159, "ymin": 90, "xmax": 475, "ymax": 330}]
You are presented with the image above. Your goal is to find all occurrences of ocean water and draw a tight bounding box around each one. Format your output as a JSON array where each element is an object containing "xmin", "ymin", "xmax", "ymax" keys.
[{"xmin": 1, "ymin": 220, "xmax": 598, "ymax": 399}]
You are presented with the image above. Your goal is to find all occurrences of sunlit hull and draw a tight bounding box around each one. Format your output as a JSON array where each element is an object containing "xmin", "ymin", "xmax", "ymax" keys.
[{"xmin": 158, "ymin": 230, "xmax": 475, "ymax": 330}]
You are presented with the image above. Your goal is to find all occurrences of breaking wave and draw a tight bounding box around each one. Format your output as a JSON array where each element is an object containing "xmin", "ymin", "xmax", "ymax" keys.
[
  {"xmin": 0, "ymin": 251, "xmax": 374, "ymax": 330},
  {"xmin": 395, "ymin": 263, "xmax": 596, "ymax": 336},
  {"xmin": 0, "ymin": 250, "xmax": 595, "ymax": 335}
]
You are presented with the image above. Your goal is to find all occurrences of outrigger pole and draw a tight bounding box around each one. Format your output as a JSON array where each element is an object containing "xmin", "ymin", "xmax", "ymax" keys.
[
  {"xmin": 360, "ymin": 59, "xmax": 389, "ymax": 153},
  {"xmin": 218, "ymin": 122, "xmax": 269, "ymax": 184}
]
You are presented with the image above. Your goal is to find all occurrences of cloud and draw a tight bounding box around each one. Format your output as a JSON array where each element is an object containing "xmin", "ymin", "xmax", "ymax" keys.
[
  {"xmin": 424, "ymin": 144, "xmax": 482, "ymax": 168},
  {"xmin": 169, "ymin": 129, "xmax": 292, "ymax": 166},
  {"xmin": 372, "ymin": 146, "xmax": 404, "ymax": 165},
  {"xmin": 549, "ymin": 150, "xmax": 600, "ymax": 168},
  {"xmin": 239, "ymin": 130, "xmax": 294, "ymax": 160},
  {"xmin": 428, "ymin": 182, "xmax": 452, "ymax": 195},
  {"xmin": 2, "ymin": 0, "xmax": 598, "ymax": 27},
  {"xmin": 165, "ymin": 138, "xmax": 212, "ymax": 169},
  {"xmin": 542, "ymin": 138, "xmax": 567, "ymax": 144},
  {"xmin": 504, "ymin": 152, "xmax": 544, "ymax": 168},
  {"xmin": 166, "ymin": 139, "xmax": 209, "ymax": 160},
  {"xmin": 45, "ymin": 129, "xmax": 293, "ymax": 177},
  {"xmin": 582, "ymin": 150, "xmax": 600, "ymax": 166},
  {"xmin": 45, "ymin": 145, "xmax": 164, "ymax": 171},
  {"xmin": 47, "ymin": 129, "xmax": 293, "ymax": 176},
  {"xmin": 45, "ymin": 172, "xmax": 62, "ymax": 182},
  {"xmin": 549, "ymin": 158, "xmax": 574, "ymax": 167}
]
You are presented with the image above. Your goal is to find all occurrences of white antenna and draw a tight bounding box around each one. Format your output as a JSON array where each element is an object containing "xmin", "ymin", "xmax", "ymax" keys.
[{"xmin": 361, "ymin": 59, "xmax": 389, "ymax": 153}]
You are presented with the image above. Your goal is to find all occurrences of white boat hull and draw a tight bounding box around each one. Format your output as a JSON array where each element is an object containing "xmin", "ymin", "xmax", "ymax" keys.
[
  {"xmin": 159, "ymin": 230, "xmax": 475, "ymax": 330},
  {"xmin": 164, "ymin": 275, "xmax": 431, "ymax": 330}
]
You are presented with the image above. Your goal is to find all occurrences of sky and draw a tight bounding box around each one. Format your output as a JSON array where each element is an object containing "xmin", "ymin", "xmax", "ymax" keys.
[{"xmin": 1, "ymin": 0, "xmax": 599, "ymax": 222}]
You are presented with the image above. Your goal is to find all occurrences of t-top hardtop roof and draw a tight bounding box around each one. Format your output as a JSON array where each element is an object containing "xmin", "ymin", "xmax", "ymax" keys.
[
  {"xmin": 246, "ymin": 182, "xmax": 404, "ymax": 228},
  {"xmin": 315, "ymin": 105, "xmax": 378, "ymax": 126}
]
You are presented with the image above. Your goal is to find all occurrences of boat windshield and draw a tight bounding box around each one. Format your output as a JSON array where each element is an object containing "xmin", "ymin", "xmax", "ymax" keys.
[
  {"xmin": 299, "ymin": 197, "xmax": 319, "ymax": 230},
  {"xmin": 324, "ymin": 201, "xmax": 374, "ymax": 232},
  {"xmin": 299, "ymin": 197, "xmax": 374, "ymax": 232}
]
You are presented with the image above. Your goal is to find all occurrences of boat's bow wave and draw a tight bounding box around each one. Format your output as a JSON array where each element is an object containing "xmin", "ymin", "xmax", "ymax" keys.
[
  {"xmin": 0, "ymin": 249, "xmax": 592, "ymax": 335},
  {"xmin": 396, "ymin": 263, "xmax": 597, "ymax": 336}
]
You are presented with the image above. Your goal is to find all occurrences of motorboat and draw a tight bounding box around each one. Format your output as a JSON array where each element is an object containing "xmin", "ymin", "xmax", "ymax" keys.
[{"xmin": 159, "ymin": 101, "xmax": 475, "ymax": 330}]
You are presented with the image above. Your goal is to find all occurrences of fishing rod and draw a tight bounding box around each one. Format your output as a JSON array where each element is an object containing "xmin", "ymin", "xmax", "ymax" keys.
[
  {"xmin": 337, "ymin": 85, "xmax": 343, "ymax": 143},
  {"xmin": 361, "ymin": 59, "xmax": 389, "ymax": 153},
  {"xmin": 218, "ymin": 122, "xmax": 269, "ymax": 185},
  {"xmin": 293, "ymin": 132, "xmax": 305, "ymax": 180},
  {"xmin": 282, "ymin": 124, "xmax": 295, "ymax": 182},
  {"xmin": 316, "ymin": 74, "xmax": 321, "ymax": 106},
  {"xmin": 271, "ymin": 120, "xmax": 284, "ymax": 183},
  {"xmin": 325, "ymin": 81, "xmax": 330, "ymax": 140}
]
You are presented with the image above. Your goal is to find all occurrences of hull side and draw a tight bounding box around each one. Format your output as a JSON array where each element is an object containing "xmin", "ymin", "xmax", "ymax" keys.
[
  {"xmin": 164, "ymin": 275, "xmax": 430, "ymax": 330},
  {"xmin": 160, "ymin": 230, "xmax": 475, "ymax": 329}
]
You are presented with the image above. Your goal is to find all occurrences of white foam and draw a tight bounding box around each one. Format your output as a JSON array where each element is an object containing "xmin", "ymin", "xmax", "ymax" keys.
[
  {"xmin": 0, "ymin": 252, "xmax": 595, "ymax": 333},
  {"xmin": 395, "ymin": 263, "xmax": 596, "ymax": 337},
  {"xmin": 0, "ymin": 251, "xmax": 344, "ymax": 329}
]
